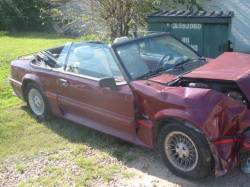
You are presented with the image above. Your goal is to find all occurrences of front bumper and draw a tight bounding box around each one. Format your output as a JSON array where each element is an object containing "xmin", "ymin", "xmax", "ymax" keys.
[
  {"xmin": 9, "ymin": 78, "xmax": 23, "ymax": 100},
  {"xmin": 241, "ymin": 130, "xmax": 250, "ymax": 152},
  {"xmin": 210, "ymin": 129, "xmax": 250, "ymax": 176}
]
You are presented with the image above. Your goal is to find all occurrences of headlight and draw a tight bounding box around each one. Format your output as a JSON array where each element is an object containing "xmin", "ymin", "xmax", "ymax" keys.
[{"xmin": 188, "ymin": 82, "xmax": 209, "ymax": 88}]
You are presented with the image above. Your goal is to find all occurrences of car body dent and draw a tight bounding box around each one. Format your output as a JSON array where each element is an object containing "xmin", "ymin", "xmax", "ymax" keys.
[
  {"xmin": 9, "ymin": 35, "xmax": 250, "ymax": 177},
  {"xmin": 130, "ymin": 78, "xmax": 250, "ymax": 176},
  {"xmin": 184, "ymin": 52, "xmax": 250, "ymax": 101}
]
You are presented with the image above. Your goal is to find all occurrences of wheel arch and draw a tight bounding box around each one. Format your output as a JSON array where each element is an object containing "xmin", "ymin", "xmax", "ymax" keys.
[
  {"xmin": 21, "ymin": 74, "xmax": 43, "ymax": 101},
  {"xmin": 154, "ymin": 109, "xmax": 203, "ymax": 138},
  {"xmin": 155, "ymin": 117, "xmax": 203, "ymax": 138},
  {"xmin": 153, "ymin": 111, "xmax": 212, "ymax": 156}
]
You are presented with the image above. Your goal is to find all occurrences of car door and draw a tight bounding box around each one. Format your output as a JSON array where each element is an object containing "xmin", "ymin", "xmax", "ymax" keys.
[
  {"xmin": 31, "ymin": 43, "xmax": 72, "ymax": 117},
  {"xmin": 56, "ymin": 42, "xmax": 136, "ymax": 141}
]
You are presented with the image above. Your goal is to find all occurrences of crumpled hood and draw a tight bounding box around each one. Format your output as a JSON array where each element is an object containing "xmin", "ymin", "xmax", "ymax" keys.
[
  {"xmin": 148, "ymin": 74, "xmax": 177, "ymax": 84},
  {"xmin": 183, "ymin": 52, "xmax": 250, "ymax": 100},
  {"xmin": 130, "ymin": 79, "xmax": 250, "ymax": 177},
  {"xmin": 184, "ymin": 52, "xmax": 250, "ymax": 81},
  {"xmin": 131, "ymin": 53, "xmax": 250, "ymax": 176}
]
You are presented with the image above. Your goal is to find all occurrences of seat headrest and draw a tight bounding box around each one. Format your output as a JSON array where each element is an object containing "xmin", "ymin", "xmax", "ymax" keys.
[{"xmin": 113, "ymin": 36, "xmax": 130, "ymax": 44}]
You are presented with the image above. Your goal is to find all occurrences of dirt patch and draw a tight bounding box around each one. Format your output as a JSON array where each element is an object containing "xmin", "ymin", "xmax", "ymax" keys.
[
  {"xmin": 113, "ymin": 152, "xmax": 250, "ymax": 187},
  {"xmin": 0, "ymin": 150, "xmax": 82, "ymax": 186},
  {"xmin": 1, "ymin": 147, "xmax": 250, "ymax": 187}
]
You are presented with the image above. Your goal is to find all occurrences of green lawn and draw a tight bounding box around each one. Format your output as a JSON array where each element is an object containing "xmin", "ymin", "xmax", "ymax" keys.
[{"xmin": 0, "ymin": 32, "xmax": 137, "ymax": 186}]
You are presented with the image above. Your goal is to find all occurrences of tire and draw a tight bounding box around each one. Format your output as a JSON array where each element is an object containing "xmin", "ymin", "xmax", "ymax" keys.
[
  {"xmin": 25, "ymin": 83, "xmax": 50, "ymax": 121},
  {"xmin": 158, "ymin": 122, "xmax": 213, "ymax": 179}
]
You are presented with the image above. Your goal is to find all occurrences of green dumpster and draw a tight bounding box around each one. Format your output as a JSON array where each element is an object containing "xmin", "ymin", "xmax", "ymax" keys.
[{"xmin": 147, "ymin": 10, "xmax": 234, "ymax": 58}]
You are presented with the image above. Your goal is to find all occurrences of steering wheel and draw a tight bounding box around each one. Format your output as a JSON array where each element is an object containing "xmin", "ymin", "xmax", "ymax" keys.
[{"xmin": 156, "ymin": 54, "xmax": 174, "ymax": 70}]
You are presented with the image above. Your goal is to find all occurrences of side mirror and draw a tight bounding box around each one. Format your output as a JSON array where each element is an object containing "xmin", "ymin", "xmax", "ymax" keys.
[{"xmin": 99, "ymin": 77, "xmax": 117, "ymax": 90}]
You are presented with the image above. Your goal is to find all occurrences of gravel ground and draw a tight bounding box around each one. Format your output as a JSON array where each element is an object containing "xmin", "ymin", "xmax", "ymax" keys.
[
  {"xmin": 0, "ymin": 150, "xmax": 82, "ymax": 187},
  {"xmin": 115, "ymin": 153, "xmax": 250, "ymax": 187},
  {"xmin": 1, "ymin": 148, "xmax": 250, "ymax": 187}
]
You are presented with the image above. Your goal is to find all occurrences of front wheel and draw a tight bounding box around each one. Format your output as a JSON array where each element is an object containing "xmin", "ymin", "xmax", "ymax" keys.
[
  {"xmin": 158, "ymin": 123, "xmax": 213, "ymax": 179},
  {"xmin": 26, "ymin": 83, "xmax": 50, "ymax": 120}
]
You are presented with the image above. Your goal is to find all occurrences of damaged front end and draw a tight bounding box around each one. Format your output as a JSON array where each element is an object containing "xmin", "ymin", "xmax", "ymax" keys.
[
  {"xmin": 131, "ymin": 75, "xmax": 250, "ymax": 176},
  {"xmin": 171, "ymin": 77, "xmax": 250, "ymax": 176}
]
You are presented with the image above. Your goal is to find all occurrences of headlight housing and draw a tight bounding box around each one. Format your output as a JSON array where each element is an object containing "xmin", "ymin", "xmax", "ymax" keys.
[
  {"xmin": 227, "ymin": 91, "xmax": 246, "ymax": 104},
  {"xmin": 184, "ymin": 80, "xmax": 248, "ymax": 106},
  {"xmin": 188, "ymin": 82, "xmax": 209, "ymax": 89}
]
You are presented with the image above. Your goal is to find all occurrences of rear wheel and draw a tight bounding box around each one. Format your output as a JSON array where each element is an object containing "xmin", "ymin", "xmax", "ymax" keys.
[
  {"xmin": 158, "ymin": 123, "xmax": 213, "ymax": 179},
  {"xmin": 26, "ymin": 83, "xmax": 50, "ymax": 120}
]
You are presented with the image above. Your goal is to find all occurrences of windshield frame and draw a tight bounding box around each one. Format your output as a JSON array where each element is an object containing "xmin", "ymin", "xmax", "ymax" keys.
[{"xmin": 111, "ymin": 32, "xmax": 201, "ymax": 81}]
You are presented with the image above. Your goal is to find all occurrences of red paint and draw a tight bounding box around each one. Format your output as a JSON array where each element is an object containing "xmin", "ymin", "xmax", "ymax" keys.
[
  {"xmin": 136, "ymin": 120, "xmax": 154, "ymax": 148},
  {"xmin": 213, "ymin": 138, "xmax": 242, "ymax": 145},
  {"xmin": 9, "ymin": 49, "xmax": 250, "ymax": 177},
  {"xmin": 184, "ymin": 52, "xmax": 250, "ymax": 81},
  {"xmin": 148, "ymin": 74, "xmax": 177, "ymax": 84}
]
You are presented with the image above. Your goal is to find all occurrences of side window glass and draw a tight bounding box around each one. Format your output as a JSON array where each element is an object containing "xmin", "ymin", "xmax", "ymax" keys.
[
  {"xmin": 66, "ymin": 43, "xmax": 124, "ymax": 81},
  {"xmin": 102, "ymin": 48, "xmax": 125, "ymax": 82},
  {"xmin": 45, "ymin": 43, "xmax": 71, "ymax": 68},
  {"xmin": 117, "ymin": 43, "xmax": 149, "ymax": 79}
]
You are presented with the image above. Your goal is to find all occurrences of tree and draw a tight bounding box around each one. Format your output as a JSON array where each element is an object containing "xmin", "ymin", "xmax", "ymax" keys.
[
  {"xmin": 83, "ymin": 0, "xmax": 155, "ymax": 39},
  {"xmin": 0, "ymin": 0, "xmax": 202, "ymax": 36},
  {"xmin": 84, "ymin": 0, "xmax": 201, "ymax": 39},
  {"xmin": 152, "ymin": 0, "xmax": 202, "ymax": 10},
  {"xmin": 0, "ymin": 0, "xmax": 51, "ymax": 31}
]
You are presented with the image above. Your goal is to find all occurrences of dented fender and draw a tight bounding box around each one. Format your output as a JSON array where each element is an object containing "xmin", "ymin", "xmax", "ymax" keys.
[{"xmin": 131, "ymin": 80, "xmax": 250, "ymax": 176}]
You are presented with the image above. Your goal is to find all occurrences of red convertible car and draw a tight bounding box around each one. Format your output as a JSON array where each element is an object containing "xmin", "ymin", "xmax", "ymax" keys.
[{"xmin": 9, "ymin": 33, "xmax": 250, "ymax": 179}]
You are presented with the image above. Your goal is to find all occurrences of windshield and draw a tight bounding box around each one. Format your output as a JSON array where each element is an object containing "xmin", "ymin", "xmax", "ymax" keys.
[{"xmin": 114, "ymin": 34, "xmax": 203, "ymax": 80}]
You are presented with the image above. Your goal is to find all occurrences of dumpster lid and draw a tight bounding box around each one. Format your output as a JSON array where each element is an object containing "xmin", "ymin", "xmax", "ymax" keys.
[{"xmin": 149, "ymin": 9, "xmax": 234, "ymax": 18}]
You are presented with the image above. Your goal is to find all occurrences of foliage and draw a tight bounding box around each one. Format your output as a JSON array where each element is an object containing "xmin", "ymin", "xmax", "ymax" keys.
[
  {"xmin": 47, "ymin": 1, "xmax": 90, "ymax": 36},
  {"xmin": 84, "ymin": 0, "xmax": 147, "ymax": 39},
  {"xmin": 0, "ymin": 0, "xmax": 51, "ymax": 31},
  {"xmin": 153, "ymin": 0, "xmax": 202, "ymax": 10},
  {"xmin": 0, "ymin": 0, "xmax": 202, "ymax": 35},
  {"xmin": 83, "ymin": 0, "xmax": 202, "ymax": 39}
]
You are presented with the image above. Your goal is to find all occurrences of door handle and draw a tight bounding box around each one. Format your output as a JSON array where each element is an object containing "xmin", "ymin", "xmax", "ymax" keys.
[{"xmin": 59, "ymin": 78, "xmax": 69, "ymax": 87}]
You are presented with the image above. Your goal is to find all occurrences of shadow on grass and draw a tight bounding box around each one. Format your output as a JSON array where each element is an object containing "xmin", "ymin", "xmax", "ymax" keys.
[
  {"xmin": 21, "ymin": 105, "xmax": 247, "ymax": 187},
  {"xmin": 21, "ymin": 106, "xmax": 141, "ymax": 160}
]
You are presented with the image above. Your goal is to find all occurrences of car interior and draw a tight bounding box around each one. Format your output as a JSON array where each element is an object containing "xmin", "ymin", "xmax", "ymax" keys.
[{"xmin": 32, "ymin": 43, "xmax": 125, "ymax": 82}]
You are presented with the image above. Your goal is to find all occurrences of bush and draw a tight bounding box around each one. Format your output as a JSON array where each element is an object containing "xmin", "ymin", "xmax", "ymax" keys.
[{"xmin": 0, "ymin": 0, "xmax": 51, "ymax": 31}]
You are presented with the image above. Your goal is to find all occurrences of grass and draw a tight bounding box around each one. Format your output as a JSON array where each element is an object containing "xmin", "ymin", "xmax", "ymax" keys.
[
  {"xmin": 0, "ymin": 31, "xmax": 137, "ymax": 186},
  {"xmin": 0, "ymin": 31, "xmax": 106, "ymax": 110},
  {"xmin": 16, "ymin": 163, "xmax": 27, "ymax": 174},
  {"xmin": 75, "ymin": 156, "xmax": 120, "ymax": 186},
  {"xmin": 19, "ymin": 167, "xmax": 69, "ymax": 187},
  {"xmin": 0, "ymin": 31, "xmax": 81, "ymax": 158}
]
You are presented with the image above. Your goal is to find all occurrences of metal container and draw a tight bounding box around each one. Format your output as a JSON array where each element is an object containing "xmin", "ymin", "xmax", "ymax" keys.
[{"xmin": 147, "ymin": 10, "xmax": 234, "ymax": 58}]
